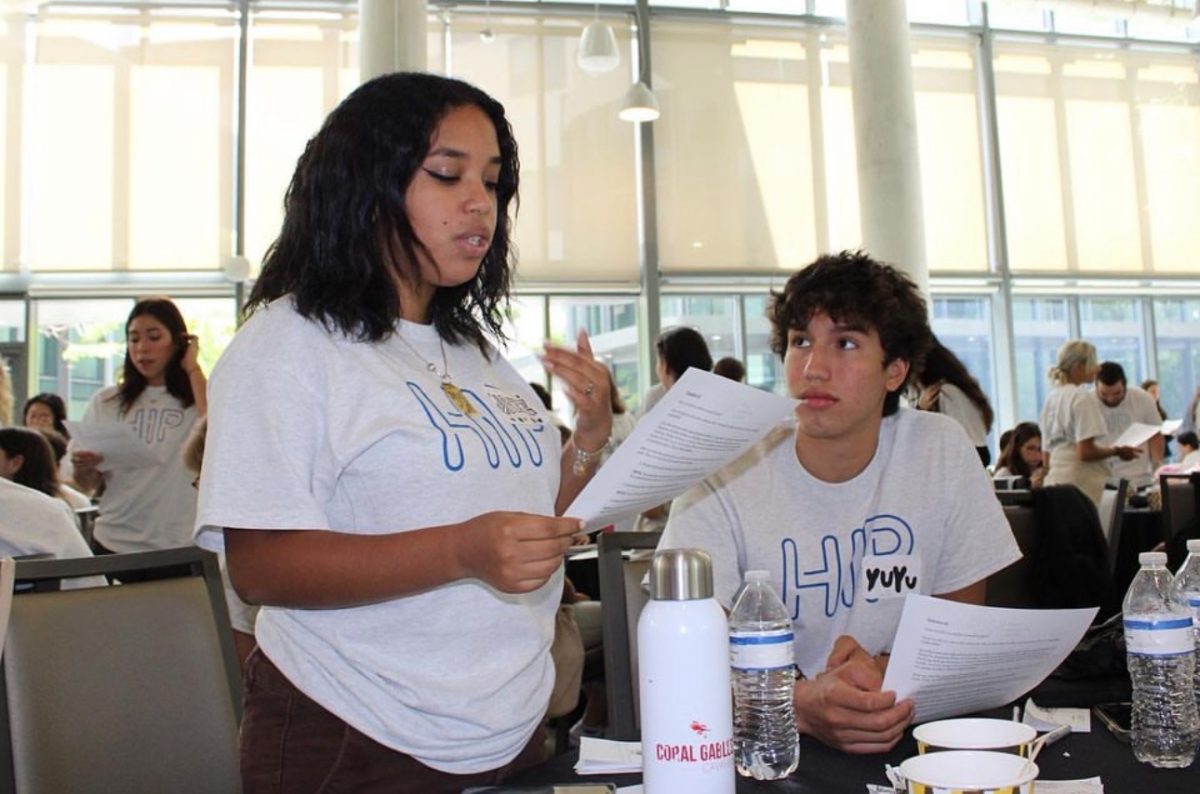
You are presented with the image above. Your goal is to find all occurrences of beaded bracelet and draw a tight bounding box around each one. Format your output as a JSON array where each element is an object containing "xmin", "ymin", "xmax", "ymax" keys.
[{"xmin": 571, "ymin": 436, "xmax": 612, "ymax": 477}]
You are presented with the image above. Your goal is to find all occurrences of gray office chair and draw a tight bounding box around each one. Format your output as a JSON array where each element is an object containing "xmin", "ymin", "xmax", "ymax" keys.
[
  {"xmin": 0, "ymin": 547, "xmax": 243, "ymax": 794},
  {"xmin": 986, "ymin": 493, "xmax": 1039, "ymax": 609},
  {"xmin": 597, "ymin": 531, "xmax": 661, "ymax": 742},
  {"xmin": 1098, "ymin": 478, "xmax": 1129, "ymax": 574}
]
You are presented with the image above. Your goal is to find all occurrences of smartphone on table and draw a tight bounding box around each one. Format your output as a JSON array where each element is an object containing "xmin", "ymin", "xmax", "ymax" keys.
[{"xmin": 1092, "ymin": 701, "xmax": 1131, "ymax": 743}]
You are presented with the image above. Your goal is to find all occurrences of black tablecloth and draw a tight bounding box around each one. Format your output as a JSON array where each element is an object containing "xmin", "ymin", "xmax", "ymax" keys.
[{"xmin": 507, "ymin": 719, "xmax": 1200, "ymax": 793}]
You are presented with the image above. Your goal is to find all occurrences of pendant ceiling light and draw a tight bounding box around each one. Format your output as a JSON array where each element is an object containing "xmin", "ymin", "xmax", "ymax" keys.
[
  {"xmin": 577, "ymin": 3, "xmax": 620, "ymax": 74},
  {"xmin": 479, "ymin": 0, "xmax": 495, "ymax": 43},
  {"xmin": 618, "ymin": 80, "xmax": 660, "ymax": 123}
]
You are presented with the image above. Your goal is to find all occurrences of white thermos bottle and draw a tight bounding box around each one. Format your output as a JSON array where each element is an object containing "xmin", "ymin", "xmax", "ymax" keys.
[{"xmin": 638, "ymin": 548, "xmax": 735, "ymax": 794}]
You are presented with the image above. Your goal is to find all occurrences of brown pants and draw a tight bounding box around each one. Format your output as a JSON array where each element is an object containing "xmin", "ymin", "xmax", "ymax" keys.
[{"xmin": 240, "ymin": 648, "xmax": 548, "ymax": 794}]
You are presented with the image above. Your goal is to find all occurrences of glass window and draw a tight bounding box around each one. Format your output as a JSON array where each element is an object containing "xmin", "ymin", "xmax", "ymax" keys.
[
  {"xmin": 659, "ymin": 295, "xmax": 738, "ymax": 370},
  {"xmin": 245, "ymin": 8, "xmax": 359, "ymax": 274},
  {"xmin": 26, "ymin": 7, "xmax": 239, "ymax": 272},
  {"xmin": 1153, "ymin": 297, "xmax": 1200, "ymax": 421},
  {"xmin": 0, "ymin": 300, "xmax": 23, "ymax": 342},
  {"xmin": 744, "ymin": 294, "xmax": 784, "ymax": 395},
  {"xmin": 1079, "ymin": 297, "xmax": 1146, "ymax": 383},
  {"xmin": 547, "ymin": 295, "xmax": 639, "ymax": 421},
  {"xmin": 31, "ymin": 296, "xmax": 237, "ymax": 419},
  {"xmin": 930, "ymin": 296, "xmax": 997, "ymax": 446},
  {"xmin": 912, "ymin": 40, "xmax": 988, "ymax": 272},
  {"xmin": 654, "ymin": 21, "xmax": 822, "ymax": 273},
  {"xmin": 448, "ymin": 11, "xmax": 638, "ymax": 283},
  {"xmin": 1011, "ymin": 296, "xmax": 1069, "ymax": 422},
  {"xmin": 995, "ymin": 41, "xmax": 1200, "ymax": 275}
]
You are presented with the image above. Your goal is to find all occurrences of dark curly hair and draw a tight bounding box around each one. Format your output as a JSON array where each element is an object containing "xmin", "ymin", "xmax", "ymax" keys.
[
  {"xmin": 248, "ymin": 72, "xmax": 520, "ymax": 350},
  {"xmin": 115, "ymin": 297, "xmax": 196, "ymax": 415},
  {"xmin": 768, "ymin": 250, "xmax": 932, "ymax": 416}
]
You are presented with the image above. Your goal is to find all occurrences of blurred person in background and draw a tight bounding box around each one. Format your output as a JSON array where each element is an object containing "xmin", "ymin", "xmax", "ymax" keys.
[
  {"xmin": 912, "ymin": 338, "xmax": 994, "ymax": 466},
  {"xmin": 1040, "ymin": 340, "xmax": 1138, "ymax": 508}
]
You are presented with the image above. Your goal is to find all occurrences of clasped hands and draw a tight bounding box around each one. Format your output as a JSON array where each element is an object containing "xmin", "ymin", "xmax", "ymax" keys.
[{"xmin": 793, "ymin": 635, "xmax": 913, "ymax": 754}]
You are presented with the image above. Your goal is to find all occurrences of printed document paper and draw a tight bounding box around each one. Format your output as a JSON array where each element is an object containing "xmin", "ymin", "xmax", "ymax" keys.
[
  {"xmin": 565, "ymin": 368, "xmax": 796, "ymax": 530},
  {"xmin": 1111, "ymin": 421, "xmax": 1161, "ymax": 449},
  {"xmin": 881, "ymin": 595, "xmax": 1097, "ymax": 723},
  {"xmin": 65, "ymin": 420, "xmax": 164, "ymax": 470}
]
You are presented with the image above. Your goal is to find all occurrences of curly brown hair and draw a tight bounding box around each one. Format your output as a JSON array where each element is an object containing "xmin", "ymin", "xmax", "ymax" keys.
[{"xmin": 768, "ymin": 250, "xmax": 933, "ymax": 417}]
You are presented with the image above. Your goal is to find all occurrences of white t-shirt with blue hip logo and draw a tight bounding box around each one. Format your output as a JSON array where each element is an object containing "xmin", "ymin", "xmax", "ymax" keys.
[
  {"xmin": 659, "ymin": 408, "xmax": 1021, "ymax": 677},
  {"xmin": 194, "ymin": 299, "xmax": 562, "ymax": 774}
]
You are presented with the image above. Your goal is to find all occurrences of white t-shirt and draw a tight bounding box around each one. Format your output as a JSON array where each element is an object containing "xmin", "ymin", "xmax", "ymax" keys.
[
  {"xmin": 0, "ymin": 478, "xmax": 106, "ymax": 589},
  {"xmin": 1040, "ymin": 383, "xmax": 1108, "ymax": 454},
  {"xmin": 81, "ymin": 385, "xmax": 199, "ymax": 552},
  {"xmin": 194, "ymin": 299, "xmax": 563, "ymax": 775},
  {"xmin": 659, "ymin": 409, "xmax": 1021, "ymax": 676},
  {"xmin": 936, "ymin": 382, "xmax": 989, "ymax": 447},
  {"xmin": 1096, "ymin": 386, "xmax": 1161, "ymax": 489}
]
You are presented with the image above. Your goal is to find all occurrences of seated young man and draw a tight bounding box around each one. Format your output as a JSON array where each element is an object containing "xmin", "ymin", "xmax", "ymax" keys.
[{"xmin": 657, "ymin": 251, "xmax": 1021, "ymax": 754}]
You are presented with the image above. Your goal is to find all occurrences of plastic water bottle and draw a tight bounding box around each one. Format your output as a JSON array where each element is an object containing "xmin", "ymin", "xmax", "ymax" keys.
[
  {"xmin": 1171, "ymin": 539, "xmax": 1200, "ymax": 710},
  {"xmin": 638, "ymin": 549, "xmax": 735, "ymax": 794},
  {"xmin": 728, "ymin": 570, "xmax": 799, "ymax": 780},
  {"xmin": 1123, "ymin": 551, "xmax": 1200, "ymax": 768}
]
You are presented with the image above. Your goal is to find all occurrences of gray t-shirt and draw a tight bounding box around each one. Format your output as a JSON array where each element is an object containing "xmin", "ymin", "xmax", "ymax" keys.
[
  {"xmin": 659, "ymin": 408, "xmax": 1021, "ymax": 676},
  {"xmin": 195, "ymin": 300, "xmax": 562, "ymax": 774}
]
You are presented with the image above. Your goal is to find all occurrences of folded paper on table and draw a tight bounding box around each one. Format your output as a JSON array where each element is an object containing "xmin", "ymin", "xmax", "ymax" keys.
[
  {"xmin": 881, "ymin": 595, "xmax": 1097, "ymax": 723},
  {"xmin": 65, "ymin": 420, "xmax": 164, "ymax": 470},
  {"xmin": 1023, "ymin": 698, "xmax": 1091, "ymax": 733},
  {"xmin": 565, "ymin": 368, "xmax": 795, "ymax": 530},
  {"xmin": 1031, "ymin": 778, "xmax": 1104, "ymax": 794},
  {"xmin": 574, "ymin": 737, "xmax": 642, "ymax": 775}
]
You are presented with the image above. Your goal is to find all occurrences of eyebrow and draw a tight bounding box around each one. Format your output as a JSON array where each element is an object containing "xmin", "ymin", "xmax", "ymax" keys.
[
  {"xmin": 792, "ymin": 322, "xmax": 870, "ymax": 335},
  {"xmin": 425, "ymin": 146, "xmax": 503, "ymax": 166}
]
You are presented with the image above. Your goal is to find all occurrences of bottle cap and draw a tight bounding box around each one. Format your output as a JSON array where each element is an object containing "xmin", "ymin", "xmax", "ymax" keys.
[
  {"xmin": 649, "ymin": 548, "xmax": 714, "ymax": 601},
  {"xmin": 1188, "ymin": 539, "xmax": 1200, "ymax": 553},
  {"xmin": 1139, "ymin": 551, "xmax": 1167, "ymax": 566}
]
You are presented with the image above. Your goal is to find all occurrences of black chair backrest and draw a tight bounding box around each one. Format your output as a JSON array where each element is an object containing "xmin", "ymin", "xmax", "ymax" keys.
[
  {"xmin": 1161, "ymin": 472, "xmax": 1200, "ymax": 545},
  {"xmin": 597, "ymin": 531, "xmax": 661, "ymax": 742},
  {"xmin": 987, "ymin": 502, "xmax": 1039, "ymax": 608}
]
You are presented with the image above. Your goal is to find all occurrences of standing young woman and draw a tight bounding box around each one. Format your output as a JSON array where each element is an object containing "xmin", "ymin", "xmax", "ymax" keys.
[
  {"xmin": 195, "ymin": 73, "xmax": 612, "ymax": 793},
  {"xmin": 71, "ymin": 297, "xmax": 206, "ymax": 553},
  {"xmin": 1040, "ymin": 339, "xmax": 1138, "ymax": 507}
]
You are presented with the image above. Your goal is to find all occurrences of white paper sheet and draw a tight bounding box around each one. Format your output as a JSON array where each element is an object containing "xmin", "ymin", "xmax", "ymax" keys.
[
  {"xmin": 565, "ymin": 368, "xmax": 796, "ymax": 529},
  {"xmin": 881, "ymin": 596, "xmax": 1097, "ymax": 723},
  {"xmin": 1033, "ymin": 778, "xmax": 1104, "ymax": 794},
  {"xmin": 1024, "ymin": 698, "xmax": 1091, "ymax": 733},
  {"xmin": 1162, "ymin": 418, "xmax": 1183, "ymax": 437},
  {"xmin": 65, "ymin": 420, "xmax": 164, "ymax": 470},
  {"xmin": 1111, "ymin": 421, "xmax": 1161, "ymax": 449},
  {"xmin": 574, "ymin": 737, "xmax": 643, "ymax": 775}
]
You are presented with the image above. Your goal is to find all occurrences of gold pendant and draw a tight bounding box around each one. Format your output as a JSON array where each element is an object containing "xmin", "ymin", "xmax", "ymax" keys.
[{"xmin": 442, "ymin": 381, "xmax": 478, "ymax": 417}]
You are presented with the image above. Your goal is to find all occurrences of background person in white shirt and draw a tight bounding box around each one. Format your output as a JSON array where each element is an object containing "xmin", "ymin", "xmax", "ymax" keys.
[
  {"xmin": 1040, "ymin": 340, "xmax": 1139, "ymax": 508},
  {"xmin": 71, "ymin": 297, "xmax": 206, "ymax": 558},
  {"xmin": 1094, "ymin": 361, "xmax": 1164, "ymax": 490},
  {"xmin": 0, "ymin": 478, "xmax": 106, "ymax": 589},
  {"xmin": 658, "ymin": 252, "xmax": 1020, "ymax": 754},
  {"xmin": 912, "ymin": 337, "xmax": 994, "ymax": 466}
]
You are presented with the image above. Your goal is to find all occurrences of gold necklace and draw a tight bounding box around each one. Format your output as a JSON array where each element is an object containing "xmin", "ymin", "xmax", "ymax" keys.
[{"xmin": 394, "ymin": 332, "xmax": 479, "ymax": 418}]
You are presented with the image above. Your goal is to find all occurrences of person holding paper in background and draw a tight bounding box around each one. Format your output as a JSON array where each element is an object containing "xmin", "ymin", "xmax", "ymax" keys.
[
  {"xmin": 1040, "ymin": 341, "xmax": 1139, "ymax": 508},
  {"xmin": 71, "ymin": 297, "xmax": 206, "ymax": 556},
  {"xmin": 657, "ymin": 251, "xmax": 1021, "ymax": 754},
  {"xmin": 1093, "ymin": 361, "xmax": 1163, "ymax": 490}
]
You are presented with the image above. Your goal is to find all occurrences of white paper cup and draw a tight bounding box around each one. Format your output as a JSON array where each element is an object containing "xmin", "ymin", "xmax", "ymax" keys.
[
  {"xmin": 914, "ymin": 718, "xmax": 1037, "ymax": 756},
  {"xmin": 898, "ymin": 749, "xmax": 1038, "ymax": 794}
]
